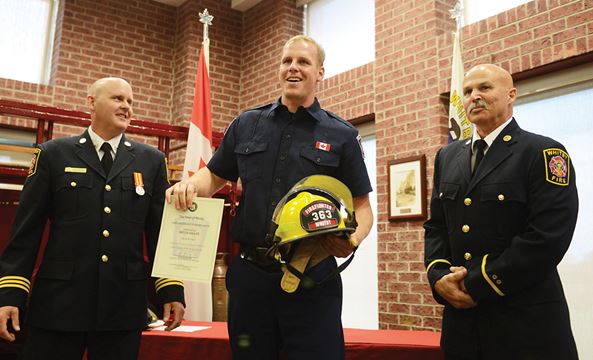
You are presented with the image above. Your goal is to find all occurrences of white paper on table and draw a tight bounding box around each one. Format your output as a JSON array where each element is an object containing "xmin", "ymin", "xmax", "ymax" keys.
[{"xmin": 148, "ymin": 325, "xmax": 212, "ymax": 332}]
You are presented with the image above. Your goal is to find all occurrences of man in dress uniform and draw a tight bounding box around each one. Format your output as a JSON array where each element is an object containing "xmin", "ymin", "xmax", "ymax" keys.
[
  {"xmin": 424, "ymin": 64, "xmax": 579, "ymax": 359},
  {"xmin": 0, "ymin": 77, "xmax": 185, "ymax": 359},
  {"xmin": 167, "ymin": 35, "xmax": 374, "ymax": 359}
]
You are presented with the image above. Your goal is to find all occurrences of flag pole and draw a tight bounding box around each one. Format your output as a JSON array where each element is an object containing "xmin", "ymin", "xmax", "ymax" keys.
[
  {"xmin": 182, "ymin": 9, "xmax": 215, "ymax": 322},
  {"xmin": 447, "ymin": 1, "xmax": 472, "ymax": 142},
  {"xmin": 199, "ymin": 9, "xmax": 213, "ymax": 69}
]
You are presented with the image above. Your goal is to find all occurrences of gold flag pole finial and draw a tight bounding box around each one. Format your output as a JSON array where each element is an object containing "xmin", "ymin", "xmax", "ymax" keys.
[
  {"xmin": 199, "ymin": 9, "xmax": 214, "ymax": 41},
  {"xmin": 449, "ymin": 1, "xmax": 464, "ymax": 31}
]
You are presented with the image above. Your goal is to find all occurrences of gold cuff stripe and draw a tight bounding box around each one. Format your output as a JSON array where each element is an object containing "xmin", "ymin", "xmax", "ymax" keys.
[
  {"xmin": 0, "ymin": 276, "xmax": 31, "ymax": 286},
  {"xmin": 0, "ymin": 283, "xmax": 30, "ymax": 293},
  {"xmin": 0, "ymin": 277, "xmax": 31, "ymax": 292},
  {"xmin": 426, "ymin": 259, "xmax": 451, "ymax": 274},
  {"xmin": 155, "ymin": 278, "xmax": 184, "ymax": 287},
  {"xmin": 155, "ymin": 279, "xmax": 184, "ymax": 292},
  {"xmin": 481, "ymin": 254, "xmax": 505, "ymax": 296}
]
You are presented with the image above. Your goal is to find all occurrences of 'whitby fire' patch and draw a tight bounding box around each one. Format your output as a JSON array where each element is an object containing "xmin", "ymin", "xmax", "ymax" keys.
[
  {"xmin": 28, "ymin": 148, "xmax": 41, "ymax": 177},
  {"xmin": 300, "ymin": 200, "xmax": 340, "ymax": 232},
  {"xmin": 543, "ymin": 148, "xmax": 570, "ymax": 186}
]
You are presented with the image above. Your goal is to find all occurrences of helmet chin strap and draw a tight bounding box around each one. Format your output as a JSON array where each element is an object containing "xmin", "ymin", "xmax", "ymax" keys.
[{"xmin": 278, "ymin": 236, "xmax": 357, "ymax": 293}]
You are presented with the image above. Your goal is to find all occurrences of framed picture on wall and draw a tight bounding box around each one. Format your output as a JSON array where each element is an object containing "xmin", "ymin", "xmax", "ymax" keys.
[{"xmin": 388, "ymin": 154, "xmax": 427, "ymax": 221}]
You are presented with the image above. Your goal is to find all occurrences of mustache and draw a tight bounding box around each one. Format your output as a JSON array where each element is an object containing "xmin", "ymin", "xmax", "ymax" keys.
[{"xmin": 468, "ymin": 100, "xmax": 488, "ymax": 112}]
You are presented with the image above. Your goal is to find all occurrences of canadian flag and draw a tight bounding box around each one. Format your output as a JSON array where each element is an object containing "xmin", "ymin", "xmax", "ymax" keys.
[
  {"xmin": 315, "ymin": 141, "xmax": 331, "ymax": 152},
  {"xmin": 182, "ymin": 44, "xmax": 213, "ymax": 179},
  {"xmin": 181, "ymin": 41, "xmax": 214, "ymax": 321}
]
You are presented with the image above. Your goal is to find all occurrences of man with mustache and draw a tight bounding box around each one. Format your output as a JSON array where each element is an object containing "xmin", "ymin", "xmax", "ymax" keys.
[
  {"xmin": 0, "ymin": 77, "xmax": 185, "ymax": 359},
  {"xmin": 167, "ymin": 35, "xmax": 373, "ymax": 359},
  {"xmin": 424, "ymin": 64, "xmax": 579, "ymax": 359}
]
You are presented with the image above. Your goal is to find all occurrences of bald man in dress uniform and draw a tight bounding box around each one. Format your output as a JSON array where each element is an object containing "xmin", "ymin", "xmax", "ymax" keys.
[
  {"xmin": 0, "ymin": 78, "xmax": 185, "ymax": 360},
  {"xmin": 424, "ymin": 64, "xmax": 579, "ymax": 359}
]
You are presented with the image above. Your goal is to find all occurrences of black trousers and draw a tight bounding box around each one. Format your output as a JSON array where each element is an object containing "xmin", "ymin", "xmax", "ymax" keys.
[
  {"xmin": 20, "ymin": 326, "xmax": 142, "ymax": 360},
  {"xmin": 226, "ymin": 255, "xmax": 345, "ymax": 360}
]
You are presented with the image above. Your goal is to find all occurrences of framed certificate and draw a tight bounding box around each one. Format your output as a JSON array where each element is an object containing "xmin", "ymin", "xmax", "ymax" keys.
[{"xmin": 151, "ymin": 197, "xmax": 225, "ymax": 282}]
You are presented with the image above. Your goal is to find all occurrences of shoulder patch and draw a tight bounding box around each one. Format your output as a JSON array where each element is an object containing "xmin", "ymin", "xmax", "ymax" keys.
[
  {"xmin": 543, "ymin": 148, "xmax": 570, "ymax": 186},
  {"xmin": 356, "ymin": 134, "xmax": 365, "ymax": 159},
  {"xmin": 28, "ymin": 148, "xmax": 42, "ymax": 177}
]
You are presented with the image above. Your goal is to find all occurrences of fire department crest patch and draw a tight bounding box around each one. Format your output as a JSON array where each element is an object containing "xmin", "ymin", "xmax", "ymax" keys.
[
  {"xmin": 28, "ymin": 148, "xmax": 42, "ymax": 177},
  {"xmin": 543, "ymin": 148, "xmax": 570, "ymax": 186}
]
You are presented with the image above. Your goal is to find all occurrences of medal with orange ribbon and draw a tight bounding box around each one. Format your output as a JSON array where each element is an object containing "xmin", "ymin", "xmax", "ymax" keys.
[{"xmin": 133, "ymin": 172, "xmax": 145, "ymax": 196}]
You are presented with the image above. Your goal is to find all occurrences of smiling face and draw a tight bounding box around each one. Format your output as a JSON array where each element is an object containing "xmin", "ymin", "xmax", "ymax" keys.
[
  {"xmin": 278, "ymin": 38, "xmax": 325, "ymax": 112},
  {"xmin": 87, "ymin": 77, "xmax": 133, "ymax": 140},
  {"xmin": 462, "ymin": 64, "xmax": 517, "ymax": 137}
]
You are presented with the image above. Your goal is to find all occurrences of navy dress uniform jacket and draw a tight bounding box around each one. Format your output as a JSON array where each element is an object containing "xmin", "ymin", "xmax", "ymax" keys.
[
  {"xmin": 424, "ymin": 119, "xmax": 578, "ymax": 359},
  {"xmin": 0, "ymin": 130, "xmax": 184, "ymax": 332}
]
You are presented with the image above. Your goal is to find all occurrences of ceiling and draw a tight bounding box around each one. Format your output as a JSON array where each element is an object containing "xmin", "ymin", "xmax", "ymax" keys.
[{"xmin": 152, "ymin": 0, "xmax": 264, "ymax": 12}]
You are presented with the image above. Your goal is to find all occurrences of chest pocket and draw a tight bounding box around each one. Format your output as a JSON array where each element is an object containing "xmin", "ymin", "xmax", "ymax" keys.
[
  {"xmin": 438, "ymin": 182, "xmax": 460, "ymax": 232},
  {"xmin": 234, "ymin": 141, "xmax": 268, "ymax": 183},
  {"xmin": 480, "ymin": 183, "xmax": 527, "ymax": 237},
  {"xmin": 53, "ymin": 173, "xmax": 93, "ymax": 221},
  {"xmin": 299, "ymin": 146, "xmax": 340, "ymax": 176},
  {"xmin": 121, "ymin": 176, "xmax": 153, "ymax": 223}
]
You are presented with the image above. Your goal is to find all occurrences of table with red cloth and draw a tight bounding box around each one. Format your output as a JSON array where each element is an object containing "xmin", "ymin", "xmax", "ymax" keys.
[{"xmin": 139, "ymin": 321, "xmax": 444, "ymax": 360}]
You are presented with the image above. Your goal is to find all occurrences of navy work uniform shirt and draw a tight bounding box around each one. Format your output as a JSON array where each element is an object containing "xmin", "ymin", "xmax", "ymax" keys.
[{"xmin": 208, "ymin": 98, "xmax": 372, "ymax": 247}]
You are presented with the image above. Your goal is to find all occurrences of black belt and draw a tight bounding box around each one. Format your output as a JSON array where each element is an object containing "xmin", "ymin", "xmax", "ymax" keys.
[{"xmin": 240, "ymin": 245, "xmax": 279, "ymax": 268}]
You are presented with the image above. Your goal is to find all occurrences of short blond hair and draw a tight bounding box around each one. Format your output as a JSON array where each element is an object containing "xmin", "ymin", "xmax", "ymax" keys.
[{"xmin": 284, "ymin": 35, "xmax": 325, "ymax": 66}]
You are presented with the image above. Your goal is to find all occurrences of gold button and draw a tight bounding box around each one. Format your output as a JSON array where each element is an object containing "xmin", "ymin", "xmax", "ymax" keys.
[
  {"xmin": 102, "ymin": 229, "xmax": 110, "ymax": 238},
  {"xmin": 462, "ymin": 225, "xmax": 470, "ymax": 233},
  {"xmin": 105, "ymin": 184, "xmax": 112, "ymax": 191},
  {"xmin": 492, "ymin": 274, "xmax": 498, "ymax": 280},
  {"xmin": 496, "ymin": 279, "xmax": 502, "ymax": 285},
  {"xmin": 503, "ymin": 135, "xmax": 512, "ymax": 142},
  {"xmin": 101, "ymin": 255, "xmax": 109, "ymax": 263},
  {"xmin": 464, "ymin": 198, "xmax": 472, "ymax": 206},
  {"xmin": 70, "ymin": 181, "xmax": 77, "ymax": 187},
  {"xmin": 464, "ymin": 252, "xmax": 472, "ymax": 261},
  {"xmin": 104, "ymin": 207, "xmax": 111, "ymax": 214},
  {"xmin": 498, "ymin": 194, "xmax": 505, "ymax": 201}
]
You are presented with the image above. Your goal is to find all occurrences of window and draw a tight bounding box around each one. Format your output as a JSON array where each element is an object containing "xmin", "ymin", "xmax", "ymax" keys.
[
  {"xmin": 340, "ymin": 122, "xmax": 378, "ymax": 329},
  {"xmin": 514, "ymin": 62, "xmax": 593, "ymax": 359},
  {"xmin": 304, "ymin": 0, "xmax": 374, "ymax": 78},
  {"xmin": 463, "ymin": 0, "xmax": 531, "ymax": 26},
  {"xmin": 0, "ymin": 0, "xmax": 59, "ymax": 84}
]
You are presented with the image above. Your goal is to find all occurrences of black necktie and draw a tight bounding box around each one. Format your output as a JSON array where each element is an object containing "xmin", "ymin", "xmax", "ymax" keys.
[
  {"xmin": 473, "ymin": 139, "xmax": 487, "ymax": 175},
  {"xmin": 100, "ymin": 142, "xmax": 113, "ymax": 175}
]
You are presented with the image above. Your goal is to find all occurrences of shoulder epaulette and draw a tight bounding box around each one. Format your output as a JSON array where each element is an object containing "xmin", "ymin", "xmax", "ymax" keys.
[{"xmin": 325, "ymin": 110, "xmax": 355, "ymax": 129}]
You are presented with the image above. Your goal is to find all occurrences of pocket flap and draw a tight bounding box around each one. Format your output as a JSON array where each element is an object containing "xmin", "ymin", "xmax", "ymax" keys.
[
  {"xmin": 439, "ymin": 182, "xmax": 459, "ymax": 200},
  {"xmin": 234, "ymin": 141, "xmax": 268, "ymax": 155},
  {"xmin": 121, "ymin": 176, "xmax": 153, "ymax": 196},
  {"xmin": 481, "ymin": 183, "xmax": 526, "ymax": 203},
  {"xmin": 55, "ymin": 173, "xmax": 93, "ymax": 191},
  {"xmin": 37, "ymin": 261, "xmax": 75, "ymax": 280},
  {"xmin": 300, "ymin": 147, "xmax": 340, "ymax": 167}
]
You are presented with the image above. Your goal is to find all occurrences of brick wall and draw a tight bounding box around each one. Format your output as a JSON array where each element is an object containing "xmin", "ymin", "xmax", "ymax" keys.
[
  {"xmin": 1, "ymin": 0, "xmax": 593, "ymax": 331},
  {"xmin": 239, "ymin": 0, "xmax": 304, "ymax": 109},
  {"xmin": 169, "ymin": 0, "xmax": 242, "ymax": 167},
  {"xmin": 376, "ymin": 0, "xmax": 593, "ymax": 331}
]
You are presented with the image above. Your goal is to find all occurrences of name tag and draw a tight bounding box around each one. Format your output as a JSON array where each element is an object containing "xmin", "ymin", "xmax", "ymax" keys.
[{"xmin": 65, "ymin": 167, "xmax": 87, "ymax": 173}]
